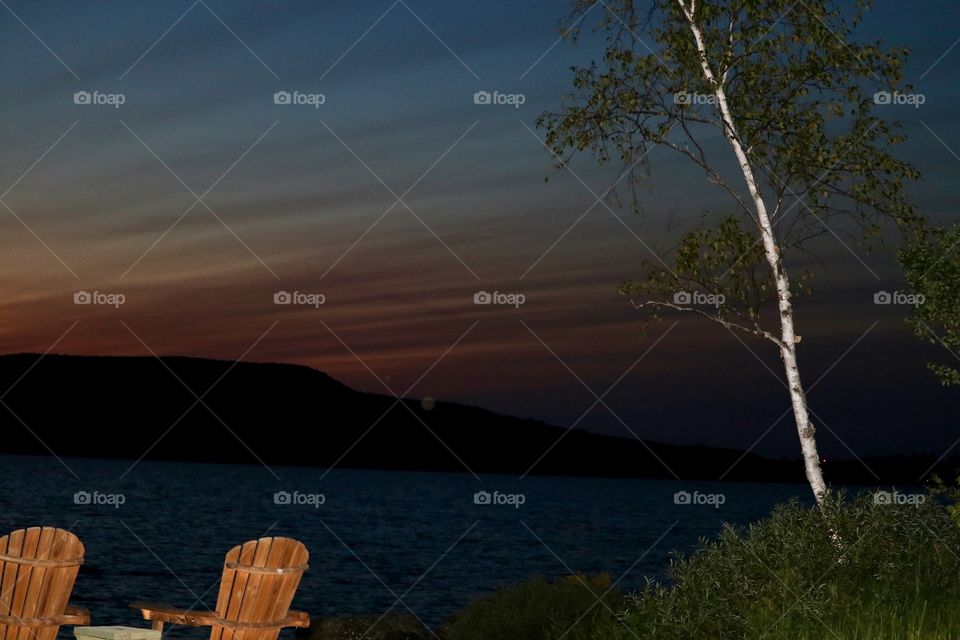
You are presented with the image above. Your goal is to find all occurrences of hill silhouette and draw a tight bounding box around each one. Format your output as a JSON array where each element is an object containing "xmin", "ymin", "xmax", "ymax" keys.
[{"xmin": 0, "ymin": 353, "xmax": 949, "ymax": 483}]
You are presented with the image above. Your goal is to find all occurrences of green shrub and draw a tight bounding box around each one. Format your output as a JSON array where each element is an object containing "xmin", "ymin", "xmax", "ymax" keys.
[
  {"xmin": 441, "ymin": 574, "xmax": 620, "ymax": 640},
  {"xmin": 439, "ymin": 493, "xmax": 960, "ymax": 639},
  {"xmin": 306, "ymin": 612, "xmax": 431, "ymax": 640},
  {"xmin": 587, "ymin": 492, "xmax": 960, "ymax": 640},
  {"xmin": 930, "ymin": 472, "xmax": 960, "ymax": 527}
]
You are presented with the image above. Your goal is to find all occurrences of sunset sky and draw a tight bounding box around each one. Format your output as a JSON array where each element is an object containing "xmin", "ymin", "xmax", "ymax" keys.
[{"xmin": 1, "ymin": 0, "xmax": 958, "ymax": 459}]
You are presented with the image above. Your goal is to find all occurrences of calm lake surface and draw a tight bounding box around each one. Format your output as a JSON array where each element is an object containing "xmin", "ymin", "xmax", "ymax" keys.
[{"xmin": 0, "ymin": 454, "xmax": 828, "ymax": 631}]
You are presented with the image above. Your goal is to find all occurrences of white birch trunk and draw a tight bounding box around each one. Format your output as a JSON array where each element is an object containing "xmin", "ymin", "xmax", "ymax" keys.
[{"xmin": 677, "ymin": 0, "xmax": 828, "ymax": 504}]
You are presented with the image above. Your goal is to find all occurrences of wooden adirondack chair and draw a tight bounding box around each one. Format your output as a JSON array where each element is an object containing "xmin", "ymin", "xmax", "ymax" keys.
[
  {"xmin": 131, "ymin": 537, "xmax": 310, "ymax": 640},
  {"xmin": 0, "ymin": 527, "xmax": 90, "ymax": 640}
]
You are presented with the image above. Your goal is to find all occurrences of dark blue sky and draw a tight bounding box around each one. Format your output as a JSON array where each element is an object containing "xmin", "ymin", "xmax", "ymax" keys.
[{"xmin": 0, "ymin": 0, "xmax": 958, "ymax": 460}]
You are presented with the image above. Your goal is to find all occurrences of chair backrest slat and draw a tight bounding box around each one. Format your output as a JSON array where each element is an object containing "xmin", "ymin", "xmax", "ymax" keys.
[
  {"xmin": 210, "ymin": 538, "xmax": 307, "ymax": 640},
  {"xmin": 0, "ymin": 530, "xmax": 25, "ymax": 640},
  {"xmin": 213, "ymin": 540, "xmax": 256, "ymax": 640},
  {"xmin": 15, "ymin": 527, "xmax": 50, "ymax": 640},
  {"xmin": 0, "ymin": 528, "xmax": 84, "ymax": 640},
  {"xmin": 266, "ymin": 542, "xmax": 302, "ymax": 630},
  {"xmin": 7, "ymin": 528, "xmax": 39, "ymax": 640}
]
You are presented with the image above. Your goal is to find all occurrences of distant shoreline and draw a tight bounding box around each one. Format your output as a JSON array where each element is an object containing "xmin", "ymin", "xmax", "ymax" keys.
[{"xmin": 0, "ymin": 353, "xmax": 952, "ymax": 485}]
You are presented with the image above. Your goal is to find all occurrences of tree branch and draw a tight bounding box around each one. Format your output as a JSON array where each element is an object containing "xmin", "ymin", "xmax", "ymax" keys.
[{"xmin": 632, "ymin": 300, "xmax": 785, "ymax": 346}]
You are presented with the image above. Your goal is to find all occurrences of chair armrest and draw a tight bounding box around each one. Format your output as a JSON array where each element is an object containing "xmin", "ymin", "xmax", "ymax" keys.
[
  {"xmin": 282, "ymin": 611, "xmax": 310, "ymax": 629},
  {"xmin": 62, "ymin": 605, "xmax": 91, "ymax": 625},
  {"xmin": 0, "ymin": 605, "xmax": 91, "ymax": 627},
  {"xmin": 129, "ymin": 601, "xmax": 219, "ymax": 628},
  {"xmin": 129, "ymin": 602, "xmax": 310, "ymax": 632}
]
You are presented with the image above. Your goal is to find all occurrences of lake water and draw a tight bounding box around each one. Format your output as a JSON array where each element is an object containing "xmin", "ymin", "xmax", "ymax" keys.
[{"xmin": 0, "ymin": 454, "xmax": 824, "ymax": 632}]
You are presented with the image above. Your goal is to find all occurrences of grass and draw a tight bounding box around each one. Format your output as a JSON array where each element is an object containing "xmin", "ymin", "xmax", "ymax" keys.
[
  {"xmin": 582, "ymin": 492, "xmax": 960, "ymax": 640},
  {"xmin": 438, "ymin": 492, "xmax": 960, "ymax": 640}
]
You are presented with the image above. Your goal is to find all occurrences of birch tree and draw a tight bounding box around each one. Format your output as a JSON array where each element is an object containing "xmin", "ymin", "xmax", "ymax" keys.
[{"xmin": 540, "ymin": 0, "xmax": 918, "ymax": 503}]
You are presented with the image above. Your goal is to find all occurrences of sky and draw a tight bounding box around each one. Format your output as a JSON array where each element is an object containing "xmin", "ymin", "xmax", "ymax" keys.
[{"xmin": 0, "ymin": 0, "xmax": 958, "ymax": 461}]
